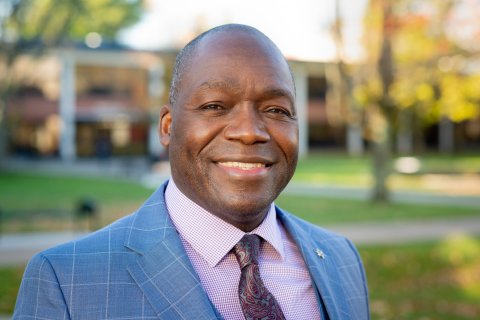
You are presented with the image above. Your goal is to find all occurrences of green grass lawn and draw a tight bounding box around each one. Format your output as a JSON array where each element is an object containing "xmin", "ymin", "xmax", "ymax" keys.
[
  {"xmin": 0, "ymin": 169, "xmax": 479, "ymax": 232},
  {"xmin": 293, "ymin": 152, "xmax": 480, "ymax": 194},
  {"xmin": 293, "ymin": 152, "xmax": 371, "ymax": 185},
  {"xmin": 276, "ymin": 195, "xmax": 480, "ymax": 225},
  {"xmin": 0, "ymin": 171, "xmax": 152, "ymax": 232},
  {"xmin": 0, "ymin": 171, "xmax": 151, "ymax": 210},
  {"xmin": 0, "ymin": 267, "xmax": 24, "ymax": 315},
  {"xmin": 359, "ymin": 236, "xmax": 480, "ymax": 320},
  {"xmin": 294, "ymin": 152, "xmax": 480, "ymax": 179},
  {"xmin": 2, "ymin": 237, "xmax": 479, "ymax": 318}
]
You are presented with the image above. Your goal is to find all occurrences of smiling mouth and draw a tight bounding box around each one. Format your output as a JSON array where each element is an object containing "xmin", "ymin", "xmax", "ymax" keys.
[{"xmin": 217, "ymin": 161, "xmax": 268, "ymax": 170}]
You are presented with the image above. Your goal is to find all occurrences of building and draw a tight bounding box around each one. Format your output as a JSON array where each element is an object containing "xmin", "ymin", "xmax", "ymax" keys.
[
  {"xmin": 5, "ymin": 45, "xmax": 479, "ymax": 162},
  {"xmin": 6, "ymin": 45, "xmax": 168, "ymax": 161}
]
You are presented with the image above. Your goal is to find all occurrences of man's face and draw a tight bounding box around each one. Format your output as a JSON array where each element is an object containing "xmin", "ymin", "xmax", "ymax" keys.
[{"xmin": 160, "ymin": 31, "xmax": 298, "ymax": 231}]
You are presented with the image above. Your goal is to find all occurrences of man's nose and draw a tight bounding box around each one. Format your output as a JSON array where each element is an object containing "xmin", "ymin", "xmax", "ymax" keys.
[{"xmin": 223, "ymin": 104, "xmax": 270, "ymax": 145}]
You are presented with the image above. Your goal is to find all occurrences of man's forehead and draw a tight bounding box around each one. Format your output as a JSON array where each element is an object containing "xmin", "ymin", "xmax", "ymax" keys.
[{"xmin": 187, "ymin": 47, "xmax": 295, "ymax": 98}]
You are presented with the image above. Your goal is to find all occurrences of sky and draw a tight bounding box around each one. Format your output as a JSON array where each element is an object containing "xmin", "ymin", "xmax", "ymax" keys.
[{"xmin": 119, "ymin": 0, "xmax": 369, "ymax": 62}]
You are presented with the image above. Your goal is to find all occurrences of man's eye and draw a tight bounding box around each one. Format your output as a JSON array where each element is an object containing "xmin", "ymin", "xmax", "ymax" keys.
[
  {"xmin": 202, "ymin": 104, "xmax": 224, "ymax": 110},
  {"xmin": 266, "ymin": 107, "xmax": 291, "ymax": 116}
]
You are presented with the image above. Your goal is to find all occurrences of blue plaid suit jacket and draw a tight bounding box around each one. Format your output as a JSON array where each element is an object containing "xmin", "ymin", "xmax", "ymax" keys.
[{"xmin": 14, "ymin": 181, "xmax": 369, "ymax": 319}]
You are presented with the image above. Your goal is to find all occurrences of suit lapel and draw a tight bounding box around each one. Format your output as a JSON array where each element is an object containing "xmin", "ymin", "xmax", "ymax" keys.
[
  {"xmin": 278, "ymin": 207, "xmax": 351, "ymax": 320},
  {"xmin": 125, "ymin": 183, "xmax": 219, "ymax": 320}
]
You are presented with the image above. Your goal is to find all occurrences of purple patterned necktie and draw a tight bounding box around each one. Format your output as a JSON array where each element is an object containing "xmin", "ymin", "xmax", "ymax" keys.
[{"xmin": 233, "ymin": 234, "xmax": 286, "ymax": 320}]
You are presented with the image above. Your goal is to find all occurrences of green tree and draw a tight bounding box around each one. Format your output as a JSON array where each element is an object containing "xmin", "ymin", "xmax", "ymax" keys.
[
  {"xmin": 353, "ymin": 0, "xmax": 480, "ymax": 202},
  {"xmin": 0, "ymin": 0, "xmax": 143, "ymax": 163}
]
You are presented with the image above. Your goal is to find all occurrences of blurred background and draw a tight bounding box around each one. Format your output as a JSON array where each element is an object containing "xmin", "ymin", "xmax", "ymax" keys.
[{"xmin": 0, "ymin": 0, "xmax": 479, "ymax": 319}]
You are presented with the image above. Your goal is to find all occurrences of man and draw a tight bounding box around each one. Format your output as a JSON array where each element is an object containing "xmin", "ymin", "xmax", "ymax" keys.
[{"xmin": 14, "ymin": 24, "xmax": 369, "ymax": 319}]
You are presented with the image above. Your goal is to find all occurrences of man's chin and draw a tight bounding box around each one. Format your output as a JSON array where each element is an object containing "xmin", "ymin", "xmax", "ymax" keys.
[{"xmin": 208, "ymin": 196, "xmax": 273, "ymax": 226}]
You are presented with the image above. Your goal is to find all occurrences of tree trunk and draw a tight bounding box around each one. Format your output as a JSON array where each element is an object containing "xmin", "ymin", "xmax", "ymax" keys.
[
  {"xmin": 0, "ymin": 91, "xmax": 11, "ymax": 167},
  {"xmin": 439, "ymin": 116, "xmax": 455, "ymax": 154},
  {"xmin": 371, "ymin": 0, "xmax": 395, "ymax": 202},
  {"xmin": 371, "ymin": 129, "xmax": 391, "ymax": 202}
]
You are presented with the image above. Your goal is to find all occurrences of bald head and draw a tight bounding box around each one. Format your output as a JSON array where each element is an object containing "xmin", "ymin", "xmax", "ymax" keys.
[{"xmin": 169, "ymin": 24, "xmax": 294, "ymax": 106}]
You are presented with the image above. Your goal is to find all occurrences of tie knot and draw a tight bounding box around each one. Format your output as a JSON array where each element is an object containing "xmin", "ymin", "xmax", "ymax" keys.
[{"xmin": 233, "ymin": 234, "xmax": 261, "ymax": 269}]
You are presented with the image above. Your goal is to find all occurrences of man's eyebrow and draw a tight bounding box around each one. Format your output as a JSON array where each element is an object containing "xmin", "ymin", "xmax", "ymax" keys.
[{"xmin": 262, "ymin": 88, "xmax": 295, "ymax": 105}]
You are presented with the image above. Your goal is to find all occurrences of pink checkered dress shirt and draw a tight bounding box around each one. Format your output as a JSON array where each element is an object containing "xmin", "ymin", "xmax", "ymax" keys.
[{"xmin": 165, "ymin": 179, "xmax": 321, "ymax": 320}]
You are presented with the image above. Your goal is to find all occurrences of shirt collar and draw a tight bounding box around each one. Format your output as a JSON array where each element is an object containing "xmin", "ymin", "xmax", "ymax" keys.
[{"xmin": 165, "ymin": 178, "xmax": 285, "ymax": 267}]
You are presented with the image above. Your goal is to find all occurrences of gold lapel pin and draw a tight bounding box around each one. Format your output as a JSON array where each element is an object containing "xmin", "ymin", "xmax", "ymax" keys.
[{"xmin": 315, "ymin": 248, "xmax": 326, "ymax": 259}]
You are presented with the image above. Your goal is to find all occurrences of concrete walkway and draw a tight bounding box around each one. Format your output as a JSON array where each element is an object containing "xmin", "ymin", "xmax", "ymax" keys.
[
  {"xmin": 327, "ymin": 216, "xmax": 480, "ymax": 245},
  {"xmin": 0, "ymin": 231, "xmax": 87, "ymax": 266}
]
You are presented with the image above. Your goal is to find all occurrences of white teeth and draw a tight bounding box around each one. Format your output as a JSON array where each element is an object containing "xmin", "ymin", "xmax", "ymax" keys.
[{"xmin": 218, "ymin": 162, "xmax": 266, "ymax": 170}]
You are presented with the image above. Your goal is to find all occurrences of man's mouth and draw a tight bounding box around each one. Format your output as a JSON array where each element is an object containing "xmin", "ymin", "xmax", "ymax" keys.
[{"xmin": 217, "ymin": 162, "xmax": 267, "ymax": 171}]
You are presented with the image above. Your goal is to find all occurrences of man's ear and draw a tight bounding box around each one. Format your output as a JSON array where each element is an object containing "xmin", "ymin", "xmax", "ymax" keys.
[{"xmin": 158, "ymin": 105, "xmax": 172, "ymax": 147}]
